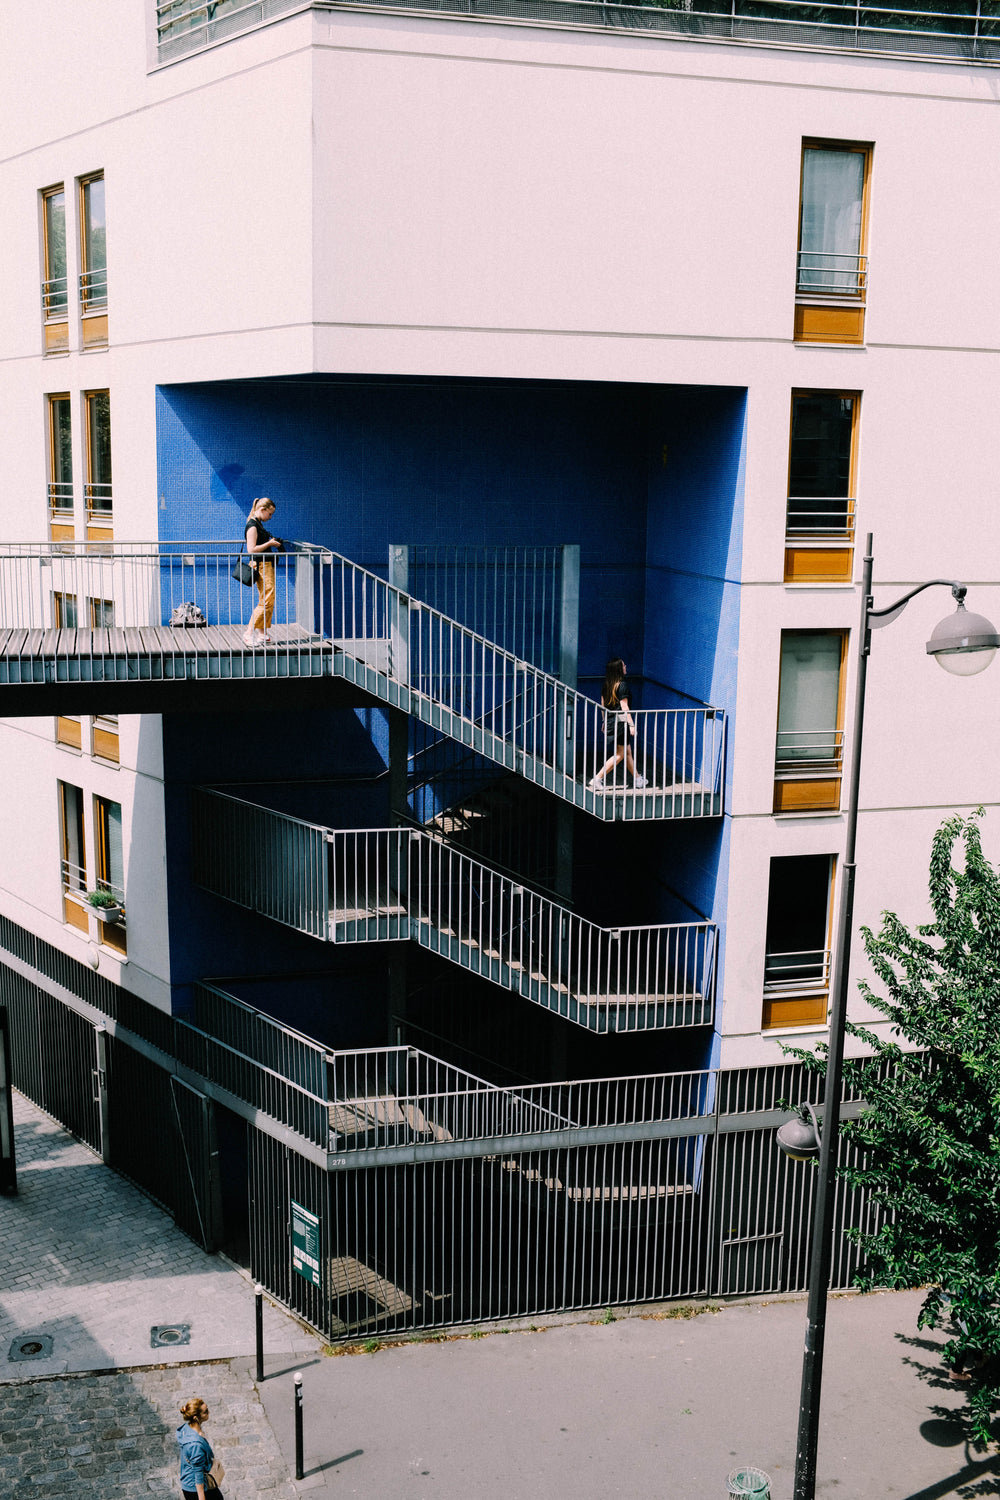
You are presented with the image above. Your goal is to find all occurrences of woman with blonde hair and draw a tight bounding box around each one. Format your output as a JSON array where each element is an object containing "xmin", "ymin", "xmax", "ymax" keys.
[
  {"xmin": 176, "ymin": 1396, "xmax": 223, "ymax": 1498},
  {"xmin": 242, "ymin": 495, "xmax": 283, "ymax": 647},
  {"xmin": 589, "ymin": 657, "xmax": 646, "ymax": 791}
]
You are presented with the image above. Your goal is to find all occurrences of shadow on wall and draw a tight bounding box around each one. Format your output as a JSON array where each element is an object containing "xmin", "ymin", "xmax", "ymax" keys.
[{"xmin": 643, "ymin": 384, "xmax": 747, "ymax": 717}]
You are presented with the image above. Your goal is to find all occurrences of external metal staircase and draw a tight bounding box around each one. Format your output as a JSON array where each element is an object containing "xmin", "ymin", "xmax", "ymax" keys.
[
  {"xmin": 193, "ymin": 789, "xmax": 717, "ymax": 1032},
  {"xmin": 0, "ymin": 541, "xmax": 725, "ymax": 822}
]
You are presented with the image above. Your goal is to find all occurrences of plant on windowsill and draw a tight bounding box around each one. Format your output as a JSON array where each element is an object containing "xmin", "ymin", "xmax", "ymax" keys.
[{"xmin": 85, "ymin": 890, "xmax": 124, "ymax": 925}]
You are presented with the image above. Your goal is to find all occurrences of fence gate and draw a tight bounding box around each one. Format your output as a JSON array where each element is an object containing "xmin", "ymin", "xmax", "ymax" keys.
[{"xmin": 168, "ymin": 1076, "xmax": 224, "ymax": 1253}]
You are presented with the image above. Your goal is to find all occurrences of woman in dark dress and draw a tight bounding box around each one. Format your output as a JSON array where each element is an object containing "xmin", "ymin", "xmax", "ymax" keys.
[{"xmin": 589, "ymin": 657, "xmax": 646, "ymax": 790}]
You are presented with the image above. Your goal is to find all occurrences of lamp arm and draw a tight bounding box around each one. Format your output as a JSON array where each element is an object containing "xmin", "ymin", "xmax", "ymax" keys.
[{"xmin": 868, "ymin": 579, "xmax": 966, "ymax": 626}]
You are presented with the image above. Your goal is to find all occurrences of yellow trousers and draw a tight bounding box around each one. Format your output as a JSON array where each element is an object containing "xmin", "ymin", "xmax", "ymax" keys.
[{"xmin": 248, "ymin": 558, "xmax": 276, "ymax": 634}]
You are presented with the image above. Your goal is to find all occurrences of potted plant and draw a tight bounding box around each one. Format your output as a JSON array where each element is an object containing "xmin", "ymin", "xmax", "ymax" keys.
[{"xmin": 86, "ymin": 890, "xmax": 124, "ymax": 925}]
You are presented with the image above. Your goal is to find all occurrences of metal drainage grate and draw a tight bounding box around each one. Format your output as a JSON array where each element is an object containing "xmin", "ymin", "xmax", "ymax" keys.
[
  {"xmin": 9, "ymin": 1334, "xmax": 54, "ymax": 1362},
  {"xmin": 150, "ymin": 1324, "xmax": 191, "ymax": 1350}
]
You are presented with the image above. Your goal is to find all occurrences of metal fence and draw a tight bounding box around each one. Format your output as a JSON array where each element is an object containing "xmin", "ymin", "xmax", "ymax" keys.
[
  {"xmin": 193, "ymin": 789, "xmax": 718, "ymax": 1031},
  {"xmin": 404, "ymin": 545, "xmax": 568, "ymax": 675},
  {"xmin": 0, "ymin": 541, "xmax": 724, "ymax": 822},
  {"xmin": 155, "ymin": 0, "xmax": 1000, "ymax": 64},
  {"xmin": 2, "ymin": 930, "xmax": 888, "ymax": 1341}
]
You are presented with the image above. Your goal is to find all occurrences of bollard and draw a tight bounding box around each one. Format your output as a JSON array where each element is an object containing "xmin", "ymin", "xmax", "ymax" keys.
[
  {"xmin": 294, "ymin": 1371, "xmax": 304, "ymax": 1481},
  {"xmin": 254, "ymin": 1283, "xmax": 264, "ymax": 1384}
]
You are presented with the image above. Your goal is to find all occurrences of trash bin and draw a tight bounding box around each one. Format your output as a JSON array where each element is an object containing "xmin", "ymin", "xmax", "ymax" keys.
[{"xmin": 727, "ymin": 1467, "xmax": 771, "ymax": 1498}]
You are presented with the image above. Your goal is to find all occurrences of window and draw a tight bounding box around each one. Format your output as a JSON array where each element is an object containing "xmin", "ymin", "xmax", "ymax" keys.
[
  {"xmin": 94, "ymin": 796, "xmax": 124, "ymax": 901},
  {"xmin": 92, "ymin": 714, "xmax": 119, "ymax": 764},
  {"xmin": 794, "ymin": 142, "xmax": 871, "ymax": 346},
  {"xmin": 55, "ymin": 716, "xmax": 82, "ymax": 750},
  {"xmin": 47, "ymin": 394, "xmax": 74, "ymax": 540},
  {"xmin": 41, "ymin": 185, "xmax": 68, "ymax": 353},
  {"xmin": 79, "ymin": 173, "xmax": 108, "ymax": 347},
  {"xmin": 60, "ymin": 781, "xmax": 89, "ymax": 932},
  {"xmin": 773, "ymin": 630, "xmax": 846, "ymax": 813},
  {"xmin": 53, "ymin": 592, "xmax": 78, "ymax": 629},
  {"xmin": 84, "ymin": 392, "xmax": 112, "ymax": 535},
  {"xmin": 762, "ymin": 854, "xmax": 834, "ymax": 1029},
  {"xmin": 88, "ymin": 598, "xmax": 114, "ymax": 628},
  {"xmin": 784, "ymin": 392, "xmax": 859, "ymax": 583},
  {"xmin": 94, "ymin": 795, "xmax": 126, "ymax": 953}
]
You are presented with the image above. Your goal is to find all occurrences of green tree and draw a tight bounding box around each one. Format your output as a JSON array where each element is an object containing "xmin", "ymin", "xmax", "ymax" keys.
[{"xmin": 827, "ymin": 810, "xmax": 1000, "ymax": 1449}]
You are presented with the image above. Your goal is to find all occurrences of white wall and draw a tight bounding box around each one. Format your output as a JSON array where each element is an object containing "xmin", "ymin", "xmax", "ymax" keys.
[{"xmin": 2, "ymin": 5, "xmax": 1000, "ymax": 1053}]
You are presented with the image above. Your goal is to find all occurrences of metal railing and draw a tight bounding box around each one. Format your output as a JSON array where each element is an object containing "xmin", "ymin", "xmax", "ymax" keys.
[
  {"xmin": 763, "ymin": 946, "xmax": 832, "ymax": 992},
  {"xmin": 774, "ymin": 728, "xmax": 844, "ymax": 775},
  {"xmin": 47, "ymin": 483, "xmax": 74, "ymax": 520},
  {"xmin": 41, "ymin": 277, "xmax": 69, "ymax": 320},
  {"xmin": 796, "ymin": 251, "xmax": 868, "ymax": 298},
  {"xmin": 193, "ymin": 789, "xmax": 717, "ymax": 1031},
  {"xmin": 404, "ymin": 544, "xmax": 566, "ymax": 674},
  {"xmin": 84, "ymin": 483, "xmax": 113, "ymax": 518},
  {"xmin": 785, "ymin": 496, "xmax": 856, "ymax": 541},
  {"xmin": 80, "ymin": 267, "xmax": 108, "ymax": 311},
  {"xmin": 60, "ymin": 857, "xmax": 88, "ymax": 895},
  {"xmin": 0, "ymin": 542, "xmax": 725, "ymax": 822},
  {"xmin": 154, "ymin": 0, "xmax": 1000, "ymax": 64}
]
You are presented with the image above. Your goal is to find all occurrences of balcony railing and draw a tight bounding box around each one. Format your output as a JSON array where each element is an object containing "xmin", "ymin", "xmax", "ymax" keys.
[
  {"xmin": 84, "ymin": 483, "xmax": 113, "ymax": 519},
  {"xmin": 47, "ymin": 483, "xmax": 74, "ymax": 520},
  {"xmin": 785, "ymin": 496, "xmax": 855, "ymax": 541},
  {"xmin": 154, "ymin": 0, "xmax": 1000, "ymax": 65},
  {"xmin": 0, "ymin": 542, "xmax": 725, "ymax": 822},
  {"xmin": 193, "ymin": 788, "xmax": 717, "ymax": 1031},
  {"xmin": 41, "ymin": 277, "xmax": 69, "ymax": 320},
  {"xmin": 774, "ymin": 728, "xmax": 844, "ymax": 776},
  {"xmin": 79, "ymin": 267, "xmax": 108, "ymax": 312},
  {"xmin": 763, "ymin": 946, "xmax": 831, "ymax": 992},
  {"xmin": 796, "ymin": 251, "xmax": 868, "ymax": 298}
]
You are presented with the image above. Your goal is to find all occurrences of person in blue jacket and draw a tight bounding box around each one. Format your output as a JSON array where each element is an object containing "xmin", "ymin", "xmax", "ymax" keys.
[{"xmin": 177, "ymin": 1397, "xmax": 222, "ymax": 1498}]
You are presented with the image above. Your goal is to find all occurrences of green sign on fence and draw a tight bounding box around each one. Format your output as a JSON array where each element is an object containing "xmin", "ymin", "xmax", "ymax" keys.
[{"xmin": 291, "ymin": 1199, "xmax": 320, "ymax": 1287}]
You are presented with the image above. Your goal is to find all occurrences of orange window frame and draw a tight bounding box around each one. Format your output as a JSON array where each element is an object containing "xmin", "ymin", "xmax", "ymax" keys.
[{"xmin": 773, "ymin": 629, "xmax": 848, "ymax": 814}]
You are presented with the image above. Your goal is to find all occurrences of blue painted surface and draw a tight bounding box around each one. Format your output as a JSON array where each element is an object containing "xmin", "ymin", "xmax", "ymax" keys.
[
  {"xmin": 156, "ymin": 377, "xmax": 651, "ymax": 680},
  {"xmin": 156, "ymin": 375, "xmax": 746, "ymax": 1064}
]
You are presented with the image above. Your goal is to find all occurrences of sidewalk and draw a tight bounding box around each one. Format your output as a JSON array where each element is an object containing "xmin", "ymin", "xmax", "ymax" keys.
[
  {"xmin": 3, "ymin": 1090, "xmax": 998, "ymax": 1500},
  {"xmin": 252, "ymin": 1292, "xmax": 1000, "ymax": 1500}
]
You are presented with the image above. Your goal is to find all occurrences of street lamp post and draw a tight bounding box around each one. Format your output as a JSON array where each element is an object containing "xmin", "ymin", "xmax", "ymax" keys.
[{"xmin": 781, "ymin": 532, "xmax": 999, "ymax": 1500}]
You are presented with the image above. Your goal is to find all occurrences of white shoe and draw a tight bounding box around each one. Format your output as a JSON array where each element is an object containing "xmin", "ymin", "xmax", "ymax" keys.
[
  {"xmin": 243, "ymin": 631, "xmax": 263, "ymax": 647},
  {"xmin": 634, "ymin": 775, "xmax": 647, "ymax": 789},
  {"xmin": 588, "ymin": 775, "xmax": 604, "ymax": 791}
]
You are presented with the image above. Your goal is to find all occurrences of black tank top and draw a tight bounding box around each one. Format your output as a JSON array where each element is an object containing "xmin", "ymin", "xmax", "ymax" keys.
[{"xmin": 245, "ymin": 516, "xmax": 274, "ymax": 551}]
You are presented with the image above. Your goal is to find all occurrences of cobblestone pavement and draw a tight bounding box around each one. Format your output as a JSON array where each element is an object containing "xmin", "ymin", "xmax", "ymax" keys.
[
  {"xmin": 0, "ymin": 1360, "xmax": 299, "ymax": 1498},
  {"xmin": 1, "ymin": 1091, "xmax": 320, "ymax": 1380}
]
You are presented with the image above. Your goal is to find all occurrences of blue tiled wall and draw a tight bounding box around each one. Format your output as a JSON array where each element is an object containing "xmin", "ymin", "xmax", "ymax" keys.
[
  {"xmin": 157, "ymin": 376, "xmax": 655, "ymax": 680},
  {"xmin": 156, "ymin": 375, "xmax": 747, "ymax": 1057}
]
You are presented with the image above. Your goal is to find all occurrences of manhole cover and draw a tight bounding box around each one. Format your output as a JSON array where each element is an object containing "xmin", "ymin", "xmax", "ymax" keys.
[
  {"xmin": 9, "ymin": 1334, "xmax": 53, "ymax": 1362},
  {"xmin": 150, "ymin": 1324, "xmax": 191, "ymax": 1349}
]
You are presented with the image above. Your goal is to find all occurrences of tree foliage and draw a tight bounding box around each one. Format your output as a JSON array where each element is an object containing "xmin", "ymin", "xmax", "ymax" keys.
[{"xmin": 834, "ymin": 810, "xmax": 1000, "ymax": 1449}]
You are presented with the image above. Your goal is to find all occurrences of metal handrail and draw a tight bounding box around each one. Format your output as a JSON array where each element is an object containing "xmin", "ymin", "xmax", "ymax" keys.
[
  {"xmin": 0, "ymin": 541, "xmax": 725, "ymax": 823},
  {"xmin": 41, "ymin": 277, "xmax": 69, "ymax": 319},
  {"xmin": 785, "ymin": 497, "xmax": 856, "ymax": 540},
  {"xmin": 155, "ymin": 0, "xmax": 1000, "ymax": 63},
  {"xmin": 60, "ymin": 858, "xmax": 88, "ymax": 894},
  {"xmin": 763, "ymin": 947, "xmax": 832, "ymax": 991},
  {"xmin": 84, "ymin": 483, "xmax": 113, "ymax": 516},
  {"xmin": 193, "ymin": 788, "xmax": 717, "ymax": 1032},
  {"xmin": 774, "ymin": 728, "xmax": 844, "ymax": 773},
  {"xmin": 796, "ymin": 251, "xmax": 868, "ymax": 297},
  {"xmin": 79, "ymin": 267, "xmax": 108, "ymax": 311},
  {"xmin": 47, "ymin": 483, "xmax": 74, "ymax": 516}
]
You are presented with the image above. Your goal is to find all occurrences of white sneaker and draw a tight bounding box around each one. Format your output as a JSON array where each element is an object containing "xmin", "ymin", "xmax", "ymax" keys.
[
  {"xmin": 634, "ymin": 775, "xmax": 647, "ymax": 789},
  {"xmin": 243, "ymin": 630, "xmax": 263, "ymax": 648},
  {"xmin": 588, "ymin": 775, "xmax": 603, "ymax": 791}
]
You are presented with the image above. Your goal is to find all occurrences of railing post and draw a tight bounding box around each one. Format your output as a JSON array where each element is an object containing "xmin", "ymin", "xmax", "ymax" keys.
[{"xmin": 389, "ymin": 544, "xmax": 410, "ymax": 688}]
